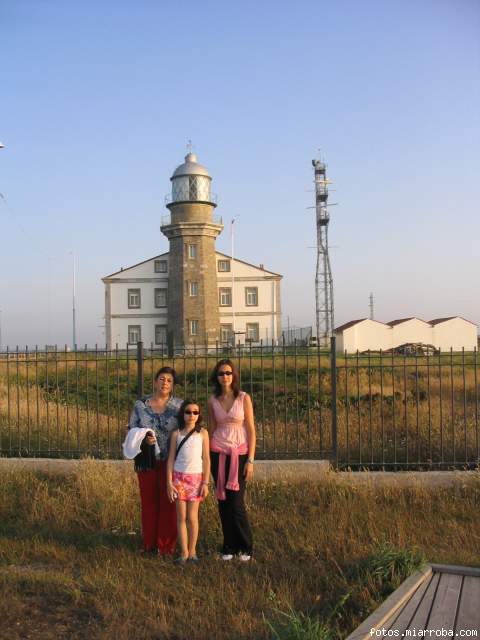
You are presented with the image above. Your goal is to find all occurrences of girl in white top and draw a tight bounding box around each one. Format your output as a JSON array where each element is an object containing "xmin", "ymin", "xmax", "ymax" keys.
[{"xmin": 167, "ymin": 400, "xmax": 210, "ymax": 564}]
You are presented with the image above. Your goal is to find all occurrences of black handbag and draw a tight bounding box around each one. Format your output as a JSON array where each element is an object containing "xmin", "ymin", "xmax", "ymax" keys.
[{"xmin": 134, "ymin": 434, "xmax": 157, "ymax": 473}]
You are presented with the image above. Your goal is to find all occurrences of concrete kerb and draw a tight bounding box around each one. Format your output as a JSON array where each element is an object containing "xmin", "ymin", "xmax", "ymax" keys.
[
  {"xmin": 0, "ymin": 458, "xmax": 479, "ymax": 487},
  {"xmin": 0, "ymin": 458, "xmax": 330, "ymax": 481}
]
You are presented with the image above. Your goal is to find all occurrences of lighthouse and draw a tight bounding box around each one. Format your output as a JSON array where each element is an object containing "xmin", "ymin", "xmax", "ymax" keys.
[
  {"xmin": 102, "ymin": 151, "xmax": 282, "ymax": 351},
  {"xmin": 161, "ymin": 152, "xmax": 224, "ymax": 349}
]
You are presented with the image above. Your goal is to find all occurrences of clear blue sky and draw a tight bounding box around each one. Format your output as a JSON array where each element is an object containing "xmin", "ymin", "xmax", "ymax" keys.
[{"xmin": 1, "ymin": 0, "xmax": 479, "ymax": 347}]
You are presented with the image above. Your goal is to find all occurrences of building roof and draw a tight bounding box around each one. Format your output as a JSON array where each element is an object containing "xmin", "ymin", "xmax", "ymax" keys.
[
  {"xmin": 102, "ymin": 251, "xmax": 282, "ymax": 280},
  {"xmin": 387, "ymin": 317, "xmax": 415, "ymax": 326},
  {"xmin": 335, "ymin": 316, "xmax": 478, "ymax": 333},
  {"xmin": 216, "ymin": 251, "xmax": 282, "ymax": 277},
  {"xmin": 171, "ymin": 152, "xmax": 211, "ymax": 179},
  {"xmin": 429, "ymin": 316, "xmax": 477, "ymax": 327},
  {"xmin": 102, "ymin": 253, "xmax": 169, "ymax": 280},
  {"xmin": 429, "ymin": 317, "xmax": 455, "ymax": 325},
  {"xmin": 334, "ymin": 319, "xmax": 368, "ymax": 332}
]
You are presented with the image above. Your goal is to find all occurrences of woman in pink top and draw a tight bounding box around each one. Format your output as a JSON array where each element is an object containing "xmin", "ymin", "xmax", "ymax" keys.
[{"xmin": 208, "ymin": 359, "xmax": 256, "ymax": 561}]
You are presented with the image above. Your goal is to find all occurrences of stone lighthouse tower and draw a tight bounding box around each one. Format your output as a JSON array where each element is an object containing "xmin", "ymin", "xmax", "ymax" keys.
[{"xmin": 161, "ymin": 152, "xmax": 223, "ymax": 349}]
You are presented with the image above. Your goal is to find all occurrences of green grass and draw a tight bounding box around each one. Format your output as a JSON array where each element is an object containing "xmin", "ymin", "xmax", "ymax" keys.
[{"xmin": 0, "ymin": 462, "xmax": 479, "ymax": 639}]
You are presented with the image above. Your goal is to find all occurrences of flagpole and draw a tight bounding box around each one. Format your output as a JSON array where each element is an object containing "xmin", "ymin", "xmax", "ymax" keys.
[
  {"xmin": 231, "ymin": 218, "xmax": 235, "ymax": 341},
  {"xmin": 69, "ymin": 250, "xmax": 76, "ymax": 349}
]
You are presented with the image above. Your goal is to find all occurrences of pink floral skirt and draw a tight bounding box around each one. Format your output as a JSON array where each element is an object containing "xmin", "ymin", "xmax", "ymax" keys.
[{"xmin": 172, "ymin": 471, "xmax": 203, "ymax": 502}]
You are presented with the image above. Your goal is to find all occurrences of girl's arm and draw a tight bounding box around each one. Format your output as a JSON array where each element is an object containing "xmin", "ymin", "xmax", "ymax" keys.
[
  {"xmin": 200, "ymin": 429, "xmax": 211, "ymax": 499},
  {"xmin": 243, "ymin": 393, "xmax": 256, "ymax": 481},
  {"xmin": 207, "ymin": 396, "xmax": 217, "ymax": 437},
  {"xmin": 166, "ymin": 430, "xmax": 178, "ymax": 503}
]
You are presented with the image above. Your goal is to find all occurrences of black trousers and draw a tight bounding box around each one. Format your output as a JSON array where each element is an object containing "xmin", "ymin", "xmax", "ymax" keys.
[{"xmin": 211, "ymin": 452, "xmax": 253, "ymax": 555}]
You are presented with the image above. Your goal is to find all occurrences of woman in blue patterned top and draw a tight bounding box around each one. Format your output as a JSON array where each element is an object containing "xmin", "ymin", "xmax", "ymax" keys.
[{"xmin": 128, "ymin": 366, "xmax": 183, "ymax": 554}]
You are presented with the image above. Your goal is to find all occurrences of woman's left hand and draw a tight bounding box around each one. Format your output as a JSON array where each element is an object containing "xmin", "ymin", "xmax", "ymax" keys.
[
  {"xmin": 243, "ymin": 461, "xmax": 254, "ymax": 482},
  {"xmin": 167, "ymin": 483, "xmax": 177, "ymax": 503},
  {"xmin": 200, "ymin": 483, "xmax": 209, "ymax": 499}
]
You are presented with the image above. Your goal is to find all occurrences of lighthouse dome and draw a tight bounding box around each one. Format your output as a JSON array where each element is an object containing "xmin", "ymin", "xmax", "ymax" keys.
[
  {"xmin": 169, "ymin": 152, "xmax": 214, "ymax": 205},
  {"xmin": 171, "ymin": 153, "xmax": 211, "ymax": 179}
]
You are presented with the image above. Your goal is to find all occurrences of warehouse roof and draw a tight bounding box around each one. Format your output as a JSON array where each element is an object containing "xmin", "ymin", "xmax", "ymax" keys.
[
  {"xmin": 387, "ymin": 317, "xmax": 415, "ymax": 326},
  {"xmin": 335, "ymin": 316, "xmax": 477, "ymax": 333},
  {"xmin": 334, "ymin": 319, "xmax": 368, "ymax": 332},
  {"xmin": 429, "ymin": 317, "xmax": 477, "ymax": 326}
]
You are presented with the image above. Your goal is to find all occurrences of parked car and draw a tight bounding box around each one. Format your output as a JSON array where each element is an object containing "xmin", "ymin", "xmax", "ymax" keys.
[{"xmin": 392, "ymin": 343, "xmax": 439, "ymax": 356}]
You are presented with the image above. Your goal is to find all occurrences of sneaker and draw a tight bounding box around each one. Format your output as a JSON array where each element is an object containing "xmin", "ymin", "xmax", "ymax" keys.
[
  {"xmin": 238, "ymin": 553, "xmax": 251, "ymax": 562},
  {"xmin": 187, "ymin": 556, "xmax": 199, "ymax": 564},
  {"xmin": 221, "ymin": 554, "xmax": 234, "ymax": 561},
  {"xmin": 174, "ymin": 556, "xmax": 188, "ymax": 566}
]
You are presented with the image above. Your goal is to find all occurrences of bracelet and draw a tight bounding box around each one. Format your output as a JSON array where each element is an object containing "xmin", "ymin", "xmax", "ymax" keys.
[
  {"xmin": 202, "ymin": 481, "xmax": 209, "ymax": 485},
  {"xmin": 247, "ymin": 458, "xmax": 254, "ymax": 464}
]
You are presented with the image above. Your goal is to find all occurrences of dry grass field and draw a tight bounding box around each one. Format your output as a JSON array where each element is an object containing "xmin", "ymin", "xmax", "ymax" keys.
[{"xmin": 0, "ymin": 461, "xmax": 479, "ymax": 639}]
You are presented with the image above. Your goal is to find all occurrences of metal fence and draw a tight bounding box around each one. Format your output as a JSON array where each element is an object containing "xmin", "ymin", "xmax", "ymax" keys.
[
  {"xmin": 335, "ymin": 347, "xmax": 479, "ymax": 469},
  {"xmin": 0, "ymin": 339, "xmax": 478, "ymax": 469},
  {"xmin": 281, "ymin": 326, "xmax": 313, "ymax": 346}
]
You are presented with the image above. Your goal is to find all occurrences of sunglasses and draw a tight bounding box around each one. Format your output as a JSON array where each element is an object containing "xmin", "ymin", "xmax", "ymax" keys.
[
  {"xmin": 185, "ymin": 410, "xmax": 200, "ymax": 415},
  {"xmin": 217, "ymin": 371, "xmax": 233, "ymax": 377}
]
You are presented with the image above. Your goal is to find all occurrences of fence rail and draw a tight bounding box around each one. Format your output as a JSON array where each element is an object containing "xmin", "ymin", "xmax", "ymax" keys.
[{"xmin": 0, "ymin": 339, "xmax": 478, "ymax": 469}]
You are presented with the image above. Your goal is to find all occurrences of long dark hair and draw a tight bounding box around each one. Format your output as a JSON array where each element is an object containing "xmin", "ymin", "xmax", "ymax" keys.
[
  {"xmin": 209, "ymin": 359, "xmax": 240, "ymax": 398},
  {"xmin": 176, "ymin": 400, "xmax": 204, "ymax": 433}
]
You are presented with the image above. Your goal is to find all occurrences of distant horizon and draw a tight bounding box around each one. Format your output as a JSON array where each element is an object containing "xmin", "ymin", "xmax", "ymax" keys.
[{"xmin": 1, "ymin": 1, "xmax": 478, "ymax": 347}]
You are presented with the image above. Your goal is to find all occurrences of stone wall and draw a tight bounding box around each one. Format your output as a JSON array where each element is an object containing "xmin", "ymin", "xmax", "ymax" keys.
[{"xmin": 163, "ymin": 202, "xmax": 223, "ymax": 348}]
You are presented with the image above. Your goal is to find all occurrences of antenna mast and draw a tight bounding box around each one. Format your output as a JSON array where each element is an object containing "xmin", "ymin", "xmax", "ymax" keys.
[
  {"xmin": 312, "ymin": 155, "xmax": 334, "ymax": 347},
  {"xmin": 369, "ymin": 292, "xmax": 374, "ymax": 320}
]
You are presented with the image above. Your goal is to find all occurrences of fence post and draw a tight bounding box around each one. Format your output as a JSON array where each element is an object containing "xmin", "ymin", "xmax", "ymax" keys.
[
  {"xmin": 136, "ymin": 341, "xmax": 144, "ymax": 399},
  {"xmin": 330, "ymin": 335, "xmax": 338, "ymax": 467}
]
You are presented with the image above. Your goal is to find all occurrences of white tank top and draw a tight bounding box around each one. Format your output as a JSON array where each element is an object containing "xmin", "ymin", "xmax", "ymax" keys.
[{"xmin": 173, "ymin": 430, "xmax": 203, "ymax": 474}]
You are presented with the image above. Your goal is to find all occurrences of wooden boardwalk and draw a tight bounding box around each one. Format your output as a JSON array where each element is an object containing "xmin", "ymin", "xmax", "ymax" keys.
[{"xmin": 347, "ymin": 564, "xmax": 480, "ymax": 639}]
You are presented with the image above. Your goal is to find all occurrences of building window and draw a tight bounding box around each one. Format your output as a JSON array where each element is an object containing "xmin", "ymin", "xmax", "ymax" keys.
[
  {"xmin": 189, "ymin": 282, "xmax": 198, "ymax": 297},
  {"xmin": 245, "ymin": 287, "xmax": 258, "ymax": 306},
  {"xmin": 154, "ymin": 288, "xmax": 167, "ymax": 308},
  {"xmin": 154, "ymin": 260, "xmax": 167, "ymax": 273},
  {"xmin": 220, "ymin": 324, "xmax": 233, "ymax": 343},
  {"xmin": 128, "ymin": 289, "xmax": 141, "ymax": 309},
  {"xmin": 219, "ymin": 287, "xmax": 232, "ymax": 306},
  {"xmin": 188, "ymin": 244, "xmax": 197, "ymax": 259},
  {"xmin": 128, "ymin": 325, "xmax": 141, "ymax": 344},
  {"xmin": 155, "ymin": 325, "xmax": 167, "ymax": 345},
  {"xmin": 246, "ymin": 323, "xmax": 259, "ymax": 342},
  {"xmin": 218, "ymin": 259, "xmax": 230, "ymax": 272},
  {"xmin": 190, "ymin": 319, "xmax": 199, "ymax": 336}
]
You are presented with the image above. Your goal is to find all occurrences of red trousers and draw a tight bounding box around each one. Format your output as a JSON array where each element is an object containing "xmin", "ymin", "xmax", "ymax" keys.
[{"xmin": 137, "ymin": 460, "xmax": 177, "ymax": 554}]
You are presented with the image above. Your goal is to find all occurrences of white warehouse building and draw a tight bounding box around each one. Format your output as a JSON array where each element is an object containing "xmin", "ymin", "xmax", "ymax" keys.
[{"xmin": 335, "ymin": 317, "xmax": 478, "ymax": 353}]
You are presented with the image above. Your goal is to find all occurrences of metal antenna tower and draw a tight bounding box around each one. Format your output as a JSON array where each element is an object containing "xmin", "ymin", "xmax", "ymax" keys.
[
  {"xmin": 312, "ymin": 156, "xmax": 334, "ymax": 346},
  {"xmin": 369, "ymin": 292, "xmax": 374, "ymax": 320}
]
